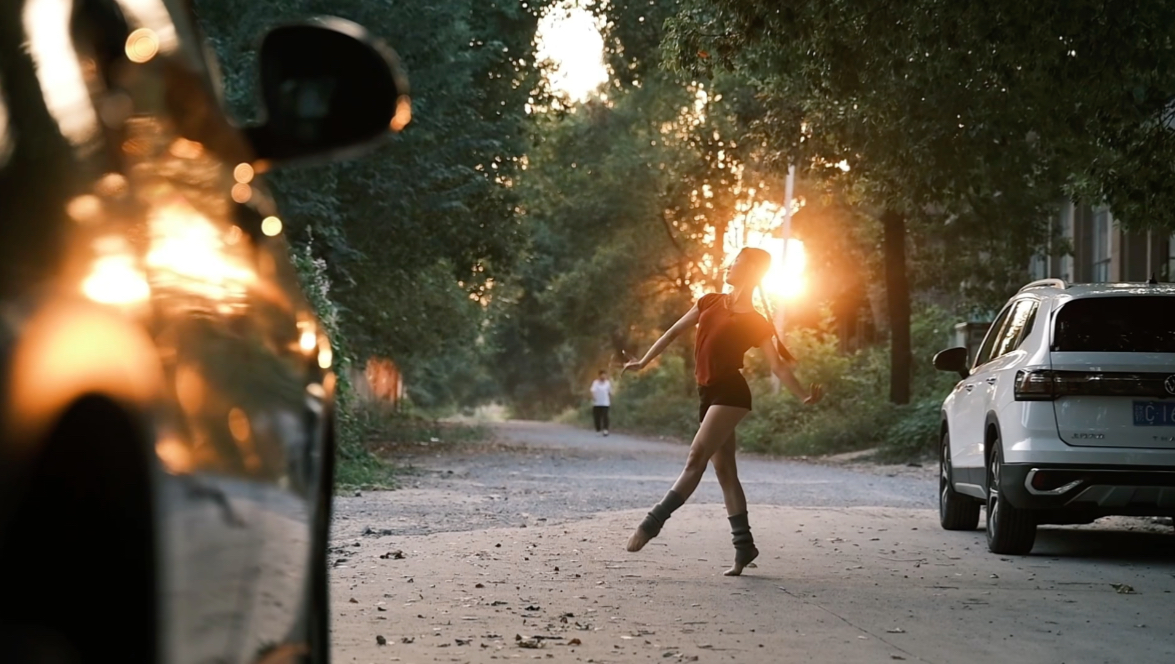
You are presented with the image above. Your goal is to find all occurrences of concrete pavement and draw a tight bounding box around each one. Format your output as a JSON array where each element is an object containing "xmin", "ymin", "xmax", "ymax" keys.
[{"xmin": 329, "ymin": 422, "xmax": 1175, "ymax": 663}]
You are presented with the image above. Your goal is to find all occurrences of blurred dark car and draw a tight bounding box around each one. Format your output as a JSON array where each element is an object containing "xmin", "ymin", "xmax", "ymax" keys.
[{"xmin": 0, "ymin": 1, "xmax": 409, "ymax": 662}]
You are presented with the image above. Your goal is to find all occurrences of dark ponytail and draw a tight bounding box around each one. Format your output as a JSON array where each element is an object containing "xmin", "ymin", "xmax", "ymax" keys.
[
  {"xmin": 737, "ymin": 246, "xmax": 796, "ymax": 364},
  {"xmin": 755, "ymin": 283, "xmax": 797, "ymax": 364}
]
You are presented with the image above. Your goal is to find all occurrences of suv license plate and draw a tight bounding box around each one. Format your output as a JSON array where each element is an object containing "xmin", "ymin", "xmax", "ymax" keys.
[{"xmin": 1133, "ymin": 401, "xmax": 1175, "ymax": 426}]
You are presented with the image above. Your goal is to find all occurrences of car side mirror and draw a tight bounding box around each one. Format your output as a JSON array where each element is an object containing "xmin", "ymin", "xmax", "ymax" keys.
[
  {"xmin": 933, "ymin": 347, "xmax": 970, "ymax": 380},
  {"xmin": 245, "ymin": 17, "xmax": 410, "ymax": 168}
]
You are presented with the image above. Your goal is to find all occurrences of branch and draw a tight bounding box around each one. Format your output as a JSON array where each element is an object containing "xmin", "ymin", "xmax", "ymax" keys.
[{"xmin": 658, "ymin": 214, "xmax": 690, "ymax": 259}]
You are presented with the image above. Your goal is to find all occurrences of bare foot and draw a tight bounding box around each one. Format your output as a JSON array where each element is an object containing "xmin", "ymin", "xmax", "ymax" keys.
[
  {"xmin": 626, "ymin": 526, "xmax": 653, "ymax": 552},
  {"xmin": 723, "ymin": 547, "xmax": 759, "ymax": 576}
]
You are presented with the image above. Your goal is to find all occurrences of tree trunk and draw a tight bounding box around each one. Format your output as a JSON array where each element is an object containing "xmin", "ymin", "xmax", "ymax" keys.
[{"xmin": 882, "ymin": 209, "xmax": 911, "ymax": 405}]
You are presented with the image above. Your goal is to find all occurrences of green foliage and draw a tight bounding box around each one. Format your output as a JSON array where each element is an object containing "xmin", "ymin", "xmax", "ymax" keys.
[
  {"xmin": 603, "ymin": 355, "xmax": 700, "ymax": 441},
  {"xmin": 609, "ymin": 306, "xmax": 956, "ymax": 461},
  {"xmin": 655, "ymin": 0, "xmax": 1175, "ymax": 401},
  {"xmin": 335, "ymin": 401, "xmax": 490, "ymax": 489},
  {"xmin": 487, "ymin": 6, "xmax": 793, "ymax": 416},
  {"xmin": 193, "ymin": 0, "xmax": 552, "ymax": 480},
  {"xmin": 290, "ymin": 231, "xmax": 398, "ymax": 488},
  {"xmin": 195, "ymin": 0, "xmax": 550, "ymax": 391},
  {"xmin": 665, "ymin": 0, "xmax": 1175, "ymax": 233},
  {"xmin": 880, "ymin": 399, "xmax": 945, "ymax": 462}
]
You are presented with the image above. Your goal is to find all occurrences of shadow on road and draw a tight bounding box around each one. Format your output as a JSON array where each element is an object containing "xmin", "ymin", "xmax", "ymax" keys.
[{"xmin": 1030, "ymin": 526, "xmax": 1175, "ymax": 564}]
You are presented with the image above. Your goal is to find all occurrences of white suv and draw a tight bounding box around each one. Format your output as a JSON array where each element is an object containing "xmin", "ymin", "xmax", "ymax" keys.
[{"xmin": 933, "ymin": 278, "xmax": 1175, "ymax": 554}]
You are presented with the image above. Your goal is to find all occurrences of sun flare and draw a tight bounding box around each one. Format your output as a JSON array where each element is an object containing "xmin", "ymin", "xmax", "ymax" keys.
[
  {"xmin": 724, "ymin": 201, "xmax": 807, "ymax": 301},
  {"xmin": 535, "ymin": 2, "xmax": 608, "ymax": 103}
]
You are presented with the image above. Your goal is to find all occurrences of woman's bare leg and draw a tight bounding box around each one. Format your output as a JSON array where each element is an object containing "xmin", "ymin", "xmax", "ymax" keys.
[
  {"xmin": 711, "ymin": 433, "xmax": 757, "ymax": 575},
  {"xmin": 710, "ymin": 432, "xmax": 747, "ymax": 516},
  {"xmin": 626, "ymin": 406, "xmax": 748, "ymax": 552}
]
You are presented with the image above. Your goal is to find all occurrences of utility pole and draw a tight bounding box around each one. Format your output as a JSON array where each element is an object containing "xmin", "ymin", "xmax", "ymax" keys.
[{"xmin": 771, "ymin": 163, "xmax": 795, "ymax": 393}]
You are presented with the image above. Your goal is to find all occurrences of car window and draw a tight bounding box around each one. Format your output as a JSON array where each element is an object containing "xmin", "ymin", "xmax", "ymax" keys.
[
  {"xmin": 991, "ymin": 299, "xmax": 1038, "ymax": 359},
  {"xmin": 1053, "ymin": 295, "xmax": 1175, "ymax": 352},
  {"xmin": 973, "ymin": 304, "xmax": 1013, "ymax": 368}
]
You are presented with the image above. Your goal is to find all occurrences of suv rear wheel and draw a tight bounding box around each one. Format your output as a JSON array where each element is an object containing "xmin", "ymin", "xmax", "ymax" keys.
[
  {"xmin": 939, "ymin": 431, "xmax": 980, "ymax": 530},
  {"xmin": 985, "ymin": 440, "xmax": 1036, "ymax": 554}
]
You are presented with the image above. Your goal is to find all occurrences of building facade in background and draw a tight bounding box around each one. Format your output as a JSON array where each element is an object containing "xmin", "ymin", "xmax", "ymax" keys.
[{"xmin": 1030, "ymin": 201, "xmax": 1175, "ymax": 283}]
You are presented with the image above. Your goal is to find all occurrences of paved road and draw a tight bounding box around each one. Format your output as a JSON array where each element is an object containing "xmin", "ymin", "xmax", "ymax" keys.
[
  {"xmin": 331, "ymin": 420, "xmax": 935, "ymax": 539},
  {"xmin": 329, "ymin": 420, "xmax": 1175, "ymax": 664}
]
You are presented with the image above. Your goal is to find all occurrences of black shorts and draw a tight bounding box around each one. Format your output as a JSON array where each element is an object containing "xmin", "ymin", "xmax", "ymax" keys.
[{"xmin": 698, "ymin": 373, "xmax": 752, "ymax": 422}]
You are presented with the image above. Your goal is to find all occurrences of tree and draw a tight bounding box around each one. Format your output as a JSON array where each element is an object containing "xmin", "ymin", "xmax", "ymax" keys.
[
  {"xmin": 488, "ymin": 6, "xmax": 782, "ymax": 414},
  {"xmin": 195, "ymin": 0, "xmax": 551, "ymax": 402},
  {"xmin": 663, "ymin": 0, "xmax": 1175, "ymax": 402}
]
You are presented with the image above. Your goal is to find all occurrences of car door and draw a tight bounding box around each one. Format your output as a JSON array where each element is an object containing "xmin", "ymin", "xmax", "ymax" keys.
[
  {"xmin": 951, "ymin": 303, "xmax": 1014, "ymax": 481},
  {"xmin": 231, "ymin": 207, "xmax": 330, "ymax": 659},
  {"xmin": 953, "ymin": 299, "xmax": 1040, "ymax": 479},
  {"xmin": 983, "ymin": 297, "xmax": 1040, "ymax": 429}
]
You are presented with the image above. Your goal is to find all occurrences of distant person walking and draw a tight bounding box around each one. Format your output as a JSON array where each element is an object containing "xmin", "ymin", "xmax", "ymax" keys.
[
  {"xmin": 622, "ymin": 247, "xmax": 824, "ymax": 576},
  {"xmin": 590, "ymin": 370, "xmax": 612, "ymax": 436}
]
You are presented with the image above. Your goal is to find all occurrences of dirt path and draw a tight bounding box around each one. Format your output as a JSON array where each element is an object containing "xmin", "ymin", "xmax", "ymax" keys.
[{"xmin": 330, "ymin": 421, "xmax": 1175, "ymax": 664}]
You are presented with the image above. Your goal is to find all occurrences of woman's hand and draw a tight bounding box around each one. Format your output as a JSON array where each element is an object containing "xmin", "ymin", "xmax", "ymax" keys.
[
  {"xmin": 803, "ymin": 383, "xmax": 824, "ymax": 405},
  {"xmin": 621, "ymin": 351, "xmax": 646, "ymax": 374}
]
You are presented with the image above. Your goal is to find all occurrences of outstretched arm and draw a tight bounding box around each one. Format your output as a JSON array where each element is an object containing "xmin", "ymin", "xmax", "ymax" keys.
[
  {"xmin": 758, "ymin": 338, "xmax": 823, "ymax": 404},
  {"xmin": 623, "ymin": 304, "xmax": 701, "ymax": 373}
]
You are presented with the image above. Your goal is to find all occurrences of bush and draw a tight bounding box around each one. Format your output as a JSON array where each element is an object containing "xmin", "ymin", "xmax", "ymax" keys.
[
  {"xmin": 292, "ymin": 231, "xmax": 405, "ymax": 490},
  {"xmin": 593, "ymin": 354, "xmax": 699, "ymax": 441},
  {"xmin": 879, "ymin": 398, "xmax": 943, "ymax": 461},
  {"xmin": 336, "ymin": 400, "xmax": 491, "ymax": 488},
  {"xmin": 595, "ymin": 305, "xmax": 958, "ymax": 461}
]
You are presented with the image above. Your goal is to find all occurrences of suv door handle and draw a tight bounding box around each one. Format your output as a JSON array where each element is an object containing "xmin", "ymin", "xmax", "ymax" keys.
[
  {"xmin": 985, "ymin": 377, "xmax": 998, "ymax": 385},
  {"xmin": 964, "ymin": 384, "xmax": 975, "ymax": 392}
]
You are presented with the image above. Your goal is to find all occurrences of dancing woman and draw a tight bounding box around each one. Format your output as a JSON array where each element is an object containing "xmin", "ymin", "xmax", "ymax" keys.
[{"xmin": 622, "ymin": 247, "xmax": 823, "ymax": 575}]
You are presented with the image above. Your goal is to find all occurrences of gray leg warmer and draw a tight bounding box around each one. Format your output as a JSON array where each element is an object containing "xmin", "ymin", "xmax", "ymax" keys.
[
  {"xmin": 729, "ymin": 512, "xmax": 757, "ymax": 565},
  {"xmin": 639, "ymin": 490, "xmax": 685, "ymax": 537}
]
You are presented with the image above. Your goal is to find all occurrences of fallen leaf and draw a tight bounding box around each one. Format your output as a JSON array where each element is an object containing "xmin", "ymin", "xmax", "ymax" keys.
[
  {"xmin": 1112, "ymin": 584, "xmax": 1136, "ymax": 594},
  {"xmin": 376, "ymin": 636, "xmax": 387, "ymax": 646},
  {"xmin": 380, "ymin": 550, "xmax": 405, "ymax": 560},
  {"xmin": 475, "ymin": 583, "xmax": 485, "ymax": 589},
  {"xmin": 401, "ymin": 637, "xmax": 415, "ymax": 644},
  {"xmin": 568, "ymin": 638, "xmax": 582, "ymax": 646},
  {"xmin": 886, "ymin": 628, "xmax": 906, "ymax": 634},
  {"xmin": 349, "ymin": 598, "xmax": 358, "ymax": 604}
]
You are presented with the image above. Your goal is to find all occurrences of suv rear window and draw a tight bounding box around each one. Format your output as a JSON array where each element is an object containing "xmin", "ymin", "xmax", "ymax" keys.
[{"xmin": 1053, "ymin": 296, "xmax": 1175, "ymax": 352}]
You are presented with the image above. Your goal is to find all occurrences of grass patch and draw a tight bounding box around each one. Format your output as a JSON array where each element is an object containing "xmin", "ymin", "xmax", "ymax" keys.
[
  {"xmin": 335, "ymin": 448, "xmax": 402, "ymax": 492},
  {"xmin": 334, "ymin": 402, "xmax": 491, "ymax": 492}
]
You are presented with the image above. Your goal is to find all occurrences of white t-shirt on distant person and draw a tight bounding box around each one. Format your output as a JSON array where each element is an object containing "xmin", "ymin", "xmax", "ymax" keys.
[{"xmin": 590, "ymin": 379, "xmax": 612, "ymax": 407}]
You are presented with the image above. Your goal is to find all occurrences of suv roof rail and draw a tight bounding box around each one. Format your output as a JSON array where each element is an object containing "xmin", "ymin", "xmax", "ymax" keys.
[{"xmin": 1019, "ymin": 278, "xmax": 1067, "ymax": 293}]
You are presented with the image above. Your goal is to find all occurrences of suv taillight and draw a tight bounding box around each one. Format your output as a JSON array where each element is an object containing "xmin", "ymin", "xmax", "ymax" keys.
[
  {"xmin": 1015, "ymin": 369, "xmax": 1161, "ymax": 400},
  {"xmin": 1014, "ymin": 369, "xmax": 1058, "ymax": 401}
]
